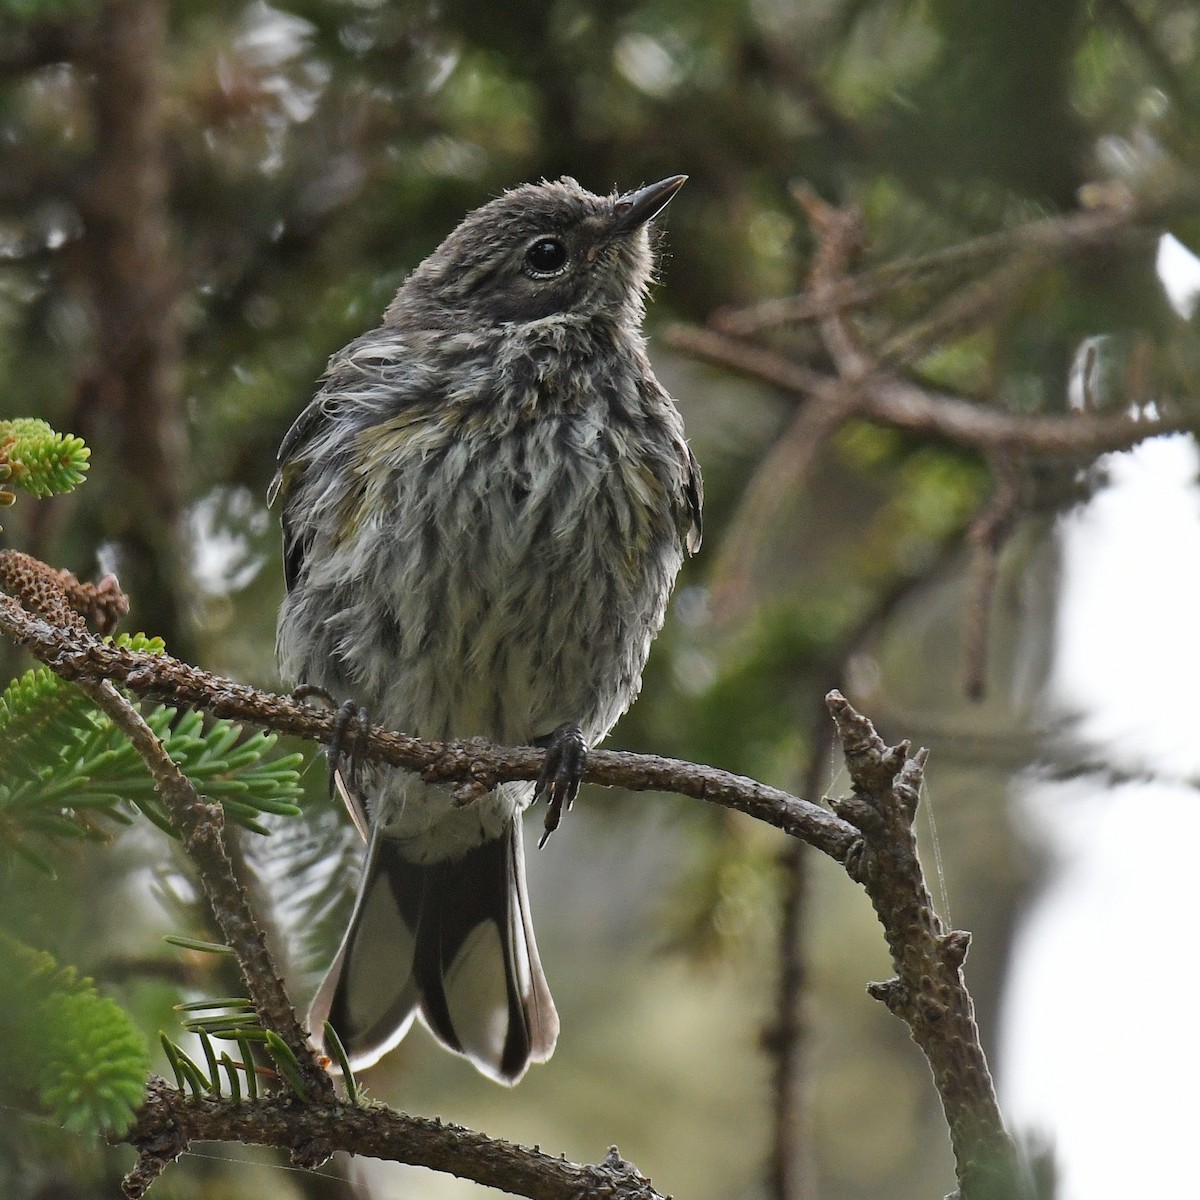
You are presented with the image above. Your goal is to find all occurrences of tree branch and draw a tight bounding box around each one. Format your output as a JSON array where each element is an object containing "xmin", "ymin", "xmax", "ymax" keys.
[
  {"xmin": 666, "ymin": 322, "xmax": 1185, "ymax": 457},
  {"xmin": 962, "ymin": 455, "xmax": 1023, "ymax": 700},
  {"xmin": 74, "ymin": 0, "xmax": 188, "ymax": 646},
  {"xmin": 0, "ymin": 550, "xmax": 335, "ymax": 1130},
  {"xmin": 1098, "ymin": 0, "xmax": 1200, "ymax": 131},
  {"xmin": 765, "ymin": 821, "xmax": 815, "ymax": 1200},
  {"xmin": 705, "ymin": 188, "xmax": 871, "ymax": 618},
  {"xmin": 116, "ymin": 1077, "xmax": 668, "ymax": 1200},
  {"xmin": 0, "ymin": 583, "xmax": 859, "ymax": 864},
  {"xmin": 827, "ymin": 692, "xmax": 1024, "ymax": 1199},
  {"xmin": 671, "ymin": 192, "xmax": 1189, "ymax": 620},
  {"xmin": 709, "ymin": 199, "xmax": 1154, "ymax": 338},
  {"xmin": 76, "ymin": 676, "xmax": 333, "ymax": 1102}
]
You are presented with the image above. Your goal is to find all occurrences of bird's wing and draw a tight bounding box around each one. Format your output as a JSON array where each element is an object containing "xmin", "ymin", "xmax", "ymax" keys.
[
  {"xmin": 270, "ymin": 327, "xmax": 430, "ymax": 591},
  {"xmin": 271, "ymin": 334, "xmax": 420, "ymax": 842},
  {"xmin": 682, "ymin": 443, "xmax": 703, "ymax": 556},
  {"xmin": 269, "ymin": 393, "xmax": 338, "ymax": 591}
]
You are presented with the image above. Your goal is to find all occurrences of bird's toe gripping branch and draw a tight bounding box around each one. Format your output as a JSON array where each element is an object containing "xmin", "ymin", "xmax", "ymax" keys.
[
  {"xmin": 327, "ymin": 698, "xmax": 371, "ymax": 794},
  {"xmin": 535, "ymin": 722, "xmax": 587, "ymax": 847},
  {"xmin": 291, "ymin": 686, "xmax": 368, "ymax": 794},
  {"xmin": 292, "ymin": 685, "xmax": 372, "ymax": 840}
]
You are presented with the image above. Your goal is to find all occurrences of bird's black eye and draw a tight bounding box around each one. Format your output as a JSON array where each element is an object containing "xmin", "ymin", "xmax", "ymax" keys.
[{"xmin": 523, "ymin": 237, "xmax": 569, "ymax": 277}]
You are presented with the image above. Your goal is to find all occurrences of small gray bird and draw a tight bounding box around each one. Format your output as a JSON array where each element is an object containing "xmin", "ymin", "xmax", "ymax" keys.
[{"xmin": 272, "ymin": 175, "xmax": 702, "ymax": 1084}]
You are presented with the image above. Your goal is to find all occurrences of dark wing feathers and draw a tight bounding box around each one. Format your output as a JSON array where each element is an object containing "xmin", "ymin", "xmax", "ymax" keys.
[
  {"xmin": 683, "ymin": 443, "xmax": 703, "ymax": 556},
  {"xmin": 271, "ymin": 385, "xmax": 354, "ymax": 593}
]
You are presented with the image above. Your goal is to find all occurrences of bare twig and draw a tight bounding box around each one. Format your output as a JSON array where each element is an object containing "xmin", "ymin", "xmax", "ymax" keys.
[
  {"xmin": 753, "ymin": 194, "xmax": 876, "ymax": 1200},
  {"xmin": 703, "ymin": 192, "xmax": 873, "ymax": 616},
  {"xmin": 678, "ymin": 192, "xmax": 1184, "ymax": 624},
  {"xmin": 762, "ymin": 535, "xmax": 973, "ymax": 1200},
  {"xmin": 708, "ymin": 385, "xmax": 860, "ymax": 618},
  {"xmin": 765, "ymin": 818, "xmax": 815, "ymax": 1200},
  {"xmin": 710, "ymin": 201, "xmax": 1149, "ymax": 338},
  {"xmin": 827, "ymin": 692, "xmax": 1025, "ymax": 1199},
  {"xmin": 1099, "ymin": 0, "xmax": 1200, "ymax": 131},
  {"xmin": 792, "ymin": 186, "xmax": 870, "ymax": 381},
  {"xmin": 877, "ymin": 251, "xmax": 1041, "ymax": 373},
  {"xmin": 116, "ymin": 1077, "xmax": 667, "ymax": 1200}
]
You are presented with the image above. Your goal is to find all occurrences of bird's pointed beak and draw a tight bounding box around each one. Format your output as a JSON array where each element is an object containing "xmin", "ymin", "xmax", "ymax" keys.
[{"xmin": 613, "ymin": 175, "xmax": 687, "ymax": 232}]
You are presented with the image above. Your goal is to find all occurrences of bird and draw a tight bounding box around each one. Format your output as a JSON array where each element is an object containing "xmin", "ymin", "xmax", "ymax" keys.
[{"xmin": 271, "ymin": 174, "xmax": 702, "ymax": 1084}]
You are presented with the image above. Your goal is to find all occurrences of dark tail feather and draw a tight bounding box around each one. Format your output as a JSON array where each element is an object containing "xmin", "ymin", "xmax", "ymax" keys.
[{"xmin": 308, "ymin": 818, "xmax": 558, "ymax": 1085}]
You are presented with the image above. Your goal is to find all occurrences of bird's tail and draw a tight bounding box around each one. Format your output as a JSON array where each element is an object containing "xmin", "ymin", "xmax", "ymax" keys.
[{"xmin": 307, "ymin": 817, "xmax": 558, "ymax": 1085}]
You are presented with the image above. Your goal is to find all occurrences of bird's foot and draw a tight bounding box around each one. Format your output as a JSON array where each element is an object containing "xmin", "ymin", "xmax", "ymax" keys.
[
  {"xmin": 291, "ymin": 682, "xmax": 337, "ymax": 709},
  {"xmin": 534, "ymin": 723, "xmax": 587, "ymax": 848},
  {"xmin": 328, "ymin": 699, "xmax": 371, "ymax": 800},
  {"xmin": 291, "ymin": 686, "xmax": 370, "ymax": 800}
]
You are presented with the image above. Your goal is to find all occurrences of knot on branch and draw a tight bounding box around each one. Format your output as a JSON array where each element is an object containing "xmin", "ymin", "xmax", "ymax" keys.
[
  {"xmin": 592, "ymin": 1145, "xmax": 657, "ymax": 1196},
  {"xmin": 866, "ymin": 977, "xmax": 904, "ymax": 1013},
  {"xmin": 125, "ymin": 662, "xmax": 159, "ymax": 690},
  {"xmin": 421, "ymin": 736, "xmax": 485, "ymax": 786},
  {"xmin": 920, "ymin": 994, "xmax": 948, "ymax": 1023},
  {"xmin": 895, "ymin": 751, "xmax": 927, "ymax": 820},
  {"xmin": 842, "ymin": 835, "xmax": 869, "ymax": 882},
  {"xmin": 941, "ymin": 930, "xmax": 972, "ymax": 970},
  {"xmin": 448, "ymin": 741, "xmax": 502, "ymax": 805},
  {"xmin": 830, "ymin": 792, "xmax": 886, "ymax": 840}
]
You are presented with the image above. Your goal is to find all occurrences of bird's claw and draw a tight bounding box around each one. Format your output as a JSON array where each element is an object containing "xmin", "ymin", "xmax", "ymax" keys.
[
  {"xmin": 328, "ymin": 698, "xmax": 371, "ymax": 798},
  {"xmin": 535, "ymin": 723, "xmax": 587, "ymax": 848},
  {"xmin": 291, "ymin": 683, "xmax": 337, "ymax": 709},
  {"xmin": 291, "ymin": 686, "xmax": 370, "ymax": 800}
]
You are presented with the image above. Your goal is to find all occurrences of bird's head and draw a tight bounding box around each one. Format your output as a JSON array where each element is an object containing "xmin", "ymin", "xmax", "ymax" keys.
[{"xmin": 387, "ymin": 175, "xmax": 686, "ymax": 330}]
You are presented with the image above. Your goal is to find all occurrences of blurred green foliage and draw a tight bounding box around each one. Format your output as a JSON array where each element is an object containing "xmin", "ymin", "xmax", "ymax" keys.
[
  {"xmin": 0, "ymin": 631, "xmax": 304, "ymax": 862},
  {"xmin": 0, "ymin": 417, "xmax": 89, "ymax": 504},
  {"xmin": 0, "ymin": 614, "xmax": 306, "ymax": 1149},
  {"xmin": 1, "ymin": 930, "xmax": 149, "ymax": 1135}
]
